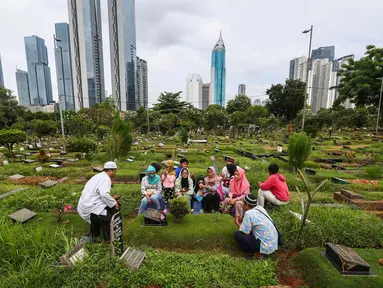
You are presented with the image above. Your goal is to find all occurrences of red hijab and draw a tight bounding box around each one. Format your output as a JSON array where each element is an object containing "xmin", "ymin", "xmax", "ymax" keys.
[{"xmin": 230, "ymin": 167, "xmax": 250, "ymax": 197}]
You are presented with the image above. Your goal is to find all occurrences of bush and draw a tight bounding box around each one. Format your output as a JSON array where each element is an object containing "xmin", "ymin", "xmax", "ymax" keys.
[
  {"xmin": 37, "ymin": 149, "xmax": 49, "ymax": 163},
  {"xmin": 288, "ymin": 132, "xmax": 312, "ymax": 170},
  {"xmin": 170, "ymin": 197, "xmax": 189, "ymax": 223},
  {"xmin": 0, "ymin": 129, "xmax": 26, "ymax": 152},
  {"xmin": 66, "ymin": 137, "xmax": 96, "ymax": 154},
  {"xmin": 179, "ymin": 126, "xmax": 188, "ymax": 143},
  {"xmin": 364, "ymin": 165, "xmax": 383, "ymax": 180}
]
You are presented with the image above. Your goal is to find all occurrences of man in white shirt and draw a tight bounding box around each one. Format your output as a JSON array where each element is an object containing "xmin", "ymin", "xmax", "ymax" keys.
[{"xmin": 78, "ymin": 161, "xmax": 119, "ymax": 241}]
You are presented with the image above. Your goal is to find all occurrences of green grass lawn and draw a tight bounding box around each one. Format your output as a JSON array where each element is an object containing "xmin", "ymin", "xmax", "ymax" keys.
[
  {"xmin": 125, "ymin": 214, "xmax": 240, "ymax": 254},
  {"xmin": 295, "ymin": 248, "xmax": 383, "ymax": 288}
]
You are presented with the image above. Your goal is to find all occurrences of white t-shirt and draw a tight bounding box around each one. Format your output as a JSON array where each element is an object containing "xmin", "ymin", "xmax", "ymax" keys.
[{"xmin": 77, "ymin": 172, "xmax": 117, "ymax": 223}]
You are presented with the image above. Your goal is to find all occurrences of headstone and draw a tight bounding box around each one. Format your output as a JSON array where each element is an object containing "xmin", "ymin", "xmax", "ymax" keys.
[
  {"xmin": 60, "ymin": 151, "xmax": 67, "ymax": 156},
  {"xmin": 49, "ymin": 164, "xmax": 61, "ymax": 168},
  {"xmin": 66, "ymin": 158, "xmax": 78, "ymax": 163},
  {"xmin": 3, "ymin": 160, "xmax": 9, "ymax": 166},
  {"xmin": 324, "ymin": 243, "xmax": 373, "ymax": 275},
  {"xmin": 210, "ymin": 156, "xmax": 216, "ymax": 161},
  {"xmin": 19, "ymin": 147, "xmax": 24, "ymax": 152},
  {"xmin": 35, "ymin": 166, "xmax": 43, "ymax": 172},
  {"xmin": 305, "ymin": 168, "xmax": 316, "ymax": 175},
  {"xmin": 214, "ymin": 148, "xmax": 220, "ymax": 152},
  {"xmin": 9, "ymin": 174, "xmax": 25, "ymax": 180},
  {"xmin": 143, "ymin": 208, "xmax": 167, "ymax": 226},
  {"xmin": 8, "ymin": 208, "xmax": 36, "ymax": 223},
  {"xmin": 93, "ymin": 166, "xmax": 103, "ymax": 173},
  {"xmin": 110, "ymin": 212, "xmax": 124, "ymax": 257},
  {"xmin": 0, "ymin": 187, "xmax": 28, "ymax": 199},
  {"xmin": 277, "ymin": 145, "xmax": 283, "ymax": 153},
  {"xmin": 24, "ymin": 159, "xmax": 36, "ymax": 164},
  {"xmin": 332, "ymin": 177, "xmax": 350, "ymax": 185},
  {"xmin": 39, "ymin": 179, "xmax": 57, "ymax": 189},
  {"xmin": 157, "ymin": 143, "xmax": 164, "ymax": 147},
  {"xmin": 120, "ymin": 247, "xmax": 146, "ymax": 269},
  {"xmin": 126, "ymin": 158, "xmax": 134, "ymax": 162},
  {"xmin": 49, "ymin": 148, "xmax": 54, "ymax": 151},
  {"xmin": 36, "ymin": 143, "xmax": 42, "ymax": 148},
  {"xmin": 60, "ymin": 243, "xmax": 87, "ymax": 267},
  {"xmin": 28, "ymin": 145, "xmax": 33, "ymax": 149}
]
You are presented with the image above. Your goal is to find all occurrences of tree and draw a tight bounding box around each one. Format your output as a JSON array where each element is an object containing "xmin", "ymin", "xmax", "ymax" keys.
[
  {"xmin": 266, "ymin": 79, "xmax": 305, "ymax": 121},
  {"xmin": 288, "ymin": 132, "xmax": 312, "ymax": 170},
  {"xmin": 203, "ymin": 104, "xmax": 228, "ymax": 131},
  {"xmin": 32, "ymin": 120, "xmax": 57, "ymax": 138},
  {"xmin": 108, "ymin": 114, "xmax": 133, "ymax": 159},
  {"xmin": 179, "ymin": 126, "xmax": 188, "ymax": 143},
  {"xmin": 247, "ymin": 105, "xmax": 269, "ymax": 125},
  {"xmin": 0, "ymin": 129, "xmax": 27, "ymax": 152},
  {"xmin": 153, "ymin": 91, "xmax": 187, "ymax": 114},
  {"xmin": 336, "ymin": 45, "xmax": 383, "ymax": 125},
  {"xmin": 0, "ymin": 87, "xmax": 26, "ymax": 129},
  {"xmin": 178, "ymin": 104, "xmax": 203, "ymax": 131},
  {"xmin": 226, "ymin": 95, "xmax": 251, "ymax": 115},
  {"xmin": 229, "ymin": 111, "xmax": 248, "ymax": 126}
]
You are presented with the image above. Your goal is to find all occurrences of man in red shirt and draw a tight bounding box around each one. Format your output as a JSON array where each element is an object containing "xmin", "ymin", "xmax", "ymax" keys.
[{"xmin": 257, "ymin": 164, "xmax": 290, "ymax": 207}]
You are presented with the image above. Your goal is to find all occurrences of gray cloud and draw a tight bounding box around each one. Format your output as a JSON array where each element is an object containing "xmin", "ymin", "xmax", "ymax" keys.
[{"xmin": 1, "ymin": 0, "xmax": 382, "ymax": 107}]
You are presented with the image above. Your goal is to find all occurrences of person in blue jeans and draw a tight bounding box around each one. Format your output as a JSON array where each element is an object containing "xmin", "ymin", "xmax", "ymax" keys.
[{"xmin": 138, "ymin": 165, "xmax": 163, "ymax": 214}]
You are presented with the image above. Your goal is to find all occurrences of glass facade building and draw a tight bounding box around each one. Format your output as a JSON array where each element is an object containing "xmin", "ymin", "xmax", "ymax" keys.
[
  {"xmin": 311, "ymin": 46, "xmax": 335, "ymax": 67},
  {"xmin": 210, "ymin": 32, "xmax": 226, "ymax": 107},
  {"xmin": 108, "ymin": 0, "xmax": 137, "ymax": 111},
  {"xmin": 68, "ymin": 0, "xmax": 105, "ymax": 110},
  {"xmin": 136, "ymin": 57, "xmax": 148, "ymax": 109},
  {"xmin": 15, "ymin": 69, "xmax": 31, "ymax": 106},
  {"xmin": 238, "ymin": 84, "xmax": 246, "ymax": 95},
  {"xmin": 55, "ymin": 23, "xmax": 75, "ymax": 110},
  {"xmin": 24, "ymin": 35, "xmax": 53, "ymax": 105}
]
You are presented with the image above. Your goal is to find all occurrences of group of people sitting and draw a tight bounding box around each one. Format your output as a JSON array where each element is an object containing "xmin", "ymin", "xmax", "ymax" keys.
[{"xmin": 78, "ymin": 157, "xmax": 291, "ymax": 260}]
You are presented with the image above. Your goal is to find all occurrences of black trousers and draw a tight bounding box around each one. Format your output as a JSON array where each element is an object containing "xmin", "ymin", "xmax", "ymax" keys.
[
  {"xmin": 203, "ymin": 193, "xmax": 221, "ymax": 212},
  {"xmin": 234, "ymin": 231, "xmax": 261, "ymax": 254},
  {"xmin": 90, "ymin": 207, "xmax": 116, "ymax": 241}
]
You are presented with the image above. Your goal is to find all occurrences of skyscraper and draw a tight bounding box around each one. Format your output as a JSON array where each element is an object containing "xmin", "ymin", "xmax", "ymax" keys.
[
  {"xmin": 0, "ymin": 54, "xmax": 4, "ymax": 88},
  {"xmin": 54, "ymin": 23, "xmax": 75, "ymax": 110},
  {"xmin": 108, "ymin": 0, "xmax": 137, "ymax": 111},
  {"xmin": 202, "ymin": 83, "xmax": 210, "ymax": 110},
  {"xmin": 238, "ymin": 84, "xmax": 246, "ymax": 95},
  {"xmin": 311, "ymin": 46, "xmax": 335, "ymax": 63},
  {"xmin": 136, "ymin": 57, "xmax": 148, "ymax": 109},
  {"xmin": 186, "ymin": 74, "xmax": 202, "ymax": 109},
  {"xmin": 289, "ymin": 56, "xmax": 307, "ymax": 82},
  {"xmin": 310, "ymin": 59, "xmax": 335, "ymax": 113},
  {"xmin": 68, "ymin": 0, "xmax": 105, "ymax": 110},
  {"xmin": 15, "ymin": 69, "xmax": 30, "ymax": 106},
  {"xmin": 209, "ymin": 31, "xmax": 226, "ymax": 107},
  {"xmin": 24, "ymin": 36, "xmax": 53, "ymax": 105}
]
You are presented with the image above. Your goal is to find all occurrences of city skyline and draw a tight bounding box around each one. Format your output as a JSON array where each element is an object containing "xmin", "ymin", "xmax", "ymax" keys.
[{"xmin": 0, "ymin": 0, "xmax": 382, "ymax": 108}]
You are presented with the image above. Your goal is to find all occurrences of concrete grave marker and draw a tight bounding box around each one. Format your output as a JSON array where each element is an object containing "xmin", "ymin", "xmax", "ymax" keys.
[
  {"xmin": 36, "ymin": 143, "xmax": 42, "ymax": 148},
  {"xmin": 28, "ymin": 145, "xmax": 33, "ymax": 149},
  {"xmin": 49, "ymin": 164, "xmax": 61, "ymax": 168},
  {"xmin": 126, "ymin": 158, "xmax": 134, "ymax": 162},
  {"xmin": 9, "ymin": 208, "xmax": 36, "ymax": 223},
  {"xmin": 35, "ymin": 166, "xmax": 43, "ymax": 172},
  {"xmin": 19, "ymin": 147, "xmax": 24, "ymax": 152},
  {"xmin": 120, "ymin": 247, "xmax": 146, "ymax": 269},
  {"xmin": 60, "ymin": 243, "xmax": 87, "ymax": 267},
  {"xmin": 66, "ymin": 158, "xmax": 78, "ymax": 163},
  {"xmin": 0, "ymin": 187, "xmax": 28, "ymax": 199},
  {"xmin": 24, "ymin": 159, "xmax": 36, "ymax": 164},
  {"xmin": 3, "ymin": 160, "xmax": 9, "ymax": 166},
  {"xmin": 9, "ymin": 174, "xmax": 25, "ymax": 180},
  {"xmin": 39, "ymin": 179, "xmax": 57, "ymax": 189},
  {"xmin": 277, "ymin": 145, "xmax": 283, "ymax": 153},
  {"xmin": 49, "ymin": 148, "xmax": 54, "ymax": 151},
  {"xmin": 210, "ymin": 156, "xmax": 216, "ymax": 160}
]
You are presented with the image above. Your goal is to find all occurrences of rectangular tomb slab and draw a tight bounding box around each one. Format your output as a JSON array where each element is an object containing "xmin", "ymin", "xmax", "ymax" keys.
[
  {"xmin": 340, "ymin": 189, "xmax": 364, "ymax": 200},
  {"xmin": 49, "ymin": 164, "xmax": 61, "ymax": 168},
  {"xmin": 9, "ymin": 174, "xmax": 25, "ymax": 180},
  {"xmin": 120, "ymin": 247, "xmax": 146, "ymax": 270},
  {"xmin": 324, "ymin": 243, "xmax": 372, "ymax": 275},
  {"xmin": 24, "ymin": 159, "xmax": 36, "ymax": 164},
  {"xmin": 0, "ymin": 187, "xmax": 28, "ymax": 199},
  {"xmin": 60, "ymin": 243, "xmax": 87, "ymax": 267},
  {"xmin": 39, "ymin": 179, "xmax": 57, "ymax": 189},
  {"xmin": 9, "ymin": 208, "xmax": 36, "ymax": 223}
]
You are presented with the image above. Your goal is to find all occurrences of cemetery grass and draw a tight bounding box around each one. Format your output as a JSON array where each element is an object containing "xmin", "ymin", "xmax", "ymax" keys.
[
  {"xmin": 294, "ymin": 248, "xmax": 383, "ymax": 288},
  {"xmin": 126, "ymin": 214, "xmax": 240, "ymax": 254}
]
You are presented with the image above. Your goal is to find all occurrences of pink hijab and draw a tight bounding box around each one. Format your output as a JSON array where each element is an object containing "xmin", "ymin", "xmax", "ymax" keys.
[
  {"xmin": 205, "ymin": 166, "xmax": 221, "ymax": 186},
  {"xmin": 230, "ymin": 167, "xmax": 250, "ymax": 198}
]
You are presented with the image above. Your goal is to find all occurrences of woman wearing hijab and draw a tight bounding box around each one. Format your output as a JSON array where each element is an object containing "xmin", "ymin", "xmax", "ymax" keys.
[
  {"xmin": 192, "ymin": 176, "xmax": 206, "ymax": 212},
  {"xmin": 221, "ymin": 163, "xmax": 238, "ymax": 198},
  {"xmin": 138, "ymin": 165, "xmax": 163, "ymax": 214},
  {"xmin": 175, "ymin": 167, "xmax": 194, "ymax": 209},
  {"xmin": 200, "ymin": 166, "xmax": 222, "ymax": 213},
  {"xmin": 222, "ymin": 167, "xmax": 250, "ymax": 218}
]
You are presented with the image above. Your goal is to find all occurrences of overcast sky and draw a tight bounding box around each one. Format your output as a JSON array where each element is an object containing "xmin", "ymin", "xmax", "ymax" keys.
[{"xmin": 1, "ymin": 0, "xmax": 382, "ymax": 106}]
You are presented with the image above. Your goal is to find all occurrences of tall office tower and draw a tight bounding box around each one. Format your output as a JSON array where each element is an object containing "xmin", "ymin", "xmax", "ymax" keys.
[
  {"xmin": 186, "ymin": 74, "xmax": 202, "ymax": 109},
  {"xmin": 209, "ymin": 31, "xmax": 226, "ymax": 106},
  {"xmin": 333, "ymin": 55, "xmax": 355, "ymax": 108},
  {"xmin": 108, "ymin": 0, "xmax": 137, "ymax": 110},
  {"xmin": 136, "ymin": 57, "xmax": 148, "ymax": 109},
  {"xmin": 15, "ymin": 69, "xmax": 31, "ymax": 106},
  {"xmin": 54, "ymin": 23, "xmax": 75, "ymax": 110},
  {"xmin": 0, "ymin": 54, "xmax": 4, "ymax": 87},
  {"xmin": 201, "ymin": 83, "xmax": 210, "ymax": 110},
  {"xmin": 68, "ymin": 0, "xmax": 105, "ymax": 110},
  {"xmin": 24, "ymin": 36, "xmax": 53, "ymax": 105},
  {"xmin": 311, "ymin": 46, "xmax": 335, "ymax": 63},
  {"xmin": 310, "ymin": 59, "xmax": 335, "ymax": 113},
  {"xmin": 238, "ymin": 84, "xmax": 246, "ymax": 95},
  {"xmin": 289, "ymin": 56, "xmax": 307, "ymax": 82},
  {"xmin": 253, "ymin": 99, "xmax": 262, "ymax": 106}
]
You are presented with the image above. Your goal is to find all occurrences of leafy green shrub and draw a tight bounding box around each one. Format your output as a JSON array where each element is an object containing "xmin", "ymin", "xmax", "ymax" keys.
[
  {"xmin": 66, "ymin": 137, "xmax": 96, "ymax": 154},
  {"xmin": 0, "ymin": 129, "xmax": 26, "ymax": 152},
  {"xmin": 108, "ymin": 114, "xmax": 132, "ymax": 159},
  {"xmin": 37, "ymin": 148, "xmax": 49, "ymax": 163},
  {"xmin": 170, "ymin": 197, "xmax": 189, "ymax": 223},
  {"xmin": 364, "ymin": 165, "xmax": 383, "ymax": 180},
  {"xmin": 288, "ymin": 132, "xmax": 313, "ymax": 170},
  {"xmin": 179, "ymin": 126, "xmax": 188, "ymax": 143}
]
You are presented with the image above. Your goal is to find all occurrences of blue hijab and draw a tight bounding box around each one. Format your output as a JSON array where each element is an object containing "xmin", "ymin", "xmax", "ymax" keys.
[{"xmin": 147, "ymin": 165, "xmax": 160, "ymax": 185}]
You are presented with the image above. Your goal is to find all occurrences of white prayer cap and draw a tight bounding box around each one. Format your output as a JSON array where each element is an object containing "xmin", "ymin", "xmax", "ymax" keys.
[{"xmin": 104, "ymin": 161, "xmax": 117, "ymax": 169}]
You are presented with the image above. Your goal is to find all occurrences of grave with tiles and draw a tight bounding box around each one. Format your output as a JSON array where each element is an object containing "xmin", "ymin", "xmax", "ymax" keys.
[{"xmin": 8, "ymin": 208, "xmax": 36, "ymax": 223}]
